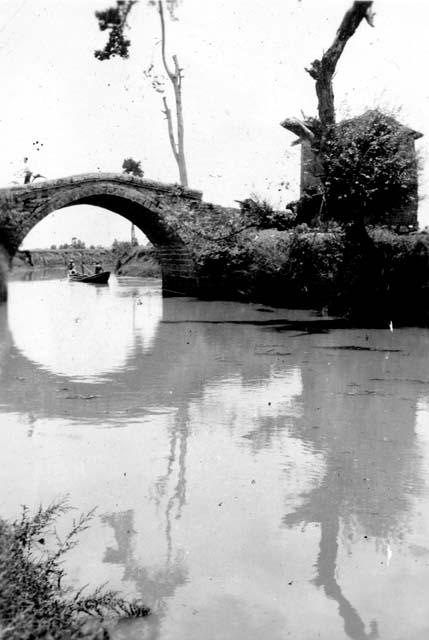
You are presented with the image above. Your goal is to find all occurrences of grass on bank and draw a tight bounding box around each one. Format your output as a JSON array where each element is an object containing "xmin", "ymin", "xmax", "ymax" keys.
[{"xmin": 0, "ymin": 500, "xmax": 149, "ymax": 639}]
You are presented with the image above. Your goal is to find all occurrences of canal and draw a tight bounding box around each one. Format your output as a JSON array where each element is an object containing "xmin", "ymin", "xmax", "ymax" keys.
[{"xmin": 1, "ymin": 271, "xmax": 429, "ymax": 639}]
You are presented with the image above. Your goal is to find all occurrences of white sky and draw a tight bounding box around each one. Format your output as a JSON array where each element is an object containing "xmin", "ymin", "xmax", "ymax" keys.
[{"xmin": 0, "ymin": 0, "xmax": 428, "ymax": 248}]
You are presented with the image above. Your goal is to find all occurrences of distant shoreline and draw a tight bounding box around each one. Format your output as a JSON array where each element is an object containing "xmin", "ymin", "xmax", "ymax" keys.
[{"xmin": 12, "ymin": 248, "xmax": 115, "ymax": 270}]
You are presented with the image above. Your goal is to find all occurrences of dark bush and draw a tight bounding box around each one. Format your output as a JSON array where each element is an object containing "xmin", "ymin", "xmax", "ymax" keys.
[{"xmin": 323, "ymin": 110, "xmax": 420, "ymax": 225}]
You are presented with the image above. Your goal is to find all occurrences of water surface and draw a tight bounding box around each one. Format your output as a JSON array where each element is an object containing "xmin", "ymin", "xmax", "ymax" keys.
[{"xmin": 1, "ymin": 273, "xmax": 429, "ymax": 639}]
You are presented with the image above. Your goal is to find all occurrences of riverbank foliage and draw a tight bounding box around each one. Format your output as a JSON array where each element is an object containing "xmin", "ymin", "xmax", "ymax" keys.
[
  {"xmin": 115, "ymin": 244, "xmax": 161, "ymax": 277},
  {"xmin": 0, "ymin": 500, "xmax": 149, "ymax": 639},
  {"xmin": 162, "ymin": 197, "xmax": 429, "ymax": 323},
  {"xmin": 195, "ymin": 226, "xmax": 429, "ymax": 324},
  {"xmin": 13, "ymin": 248, "xmax": 113, "ymax": 270}
]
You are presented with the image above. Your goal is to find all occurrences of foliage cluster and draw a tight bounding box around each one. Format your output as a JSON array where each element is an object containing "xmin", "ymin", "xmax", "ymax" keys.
[
  {"xmin": 322, "ymin": 110, "xmax": 420, "ymax": 224},
  {"xmin": 94, "ymin": 1, "xmax": 136, "ymax": 60},
  {"xmin": 235, "ymin": 198, "xmax": 297, "ymax": 230},
  {"xmin": 122, "ymin": 158, "xmax": 144, "ymax": 177},
  {"xmin": 58, "ymin": 239, "xmax": 86, "ymax": 250},
  {"xmin": 0, "ymin": 500, "xmax": 149, "ymax": 639}
]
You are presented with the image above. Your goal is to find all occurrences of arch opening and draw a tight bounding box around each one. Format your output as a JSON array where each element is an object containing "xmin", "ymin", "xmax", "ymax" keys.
[
  {"xmin": 21, "ymin": 205, "xmax": 149, "ymax": 251},
  {"xmin": 0, "ymin": 175, "xmax": 198, "ymax": 299}
]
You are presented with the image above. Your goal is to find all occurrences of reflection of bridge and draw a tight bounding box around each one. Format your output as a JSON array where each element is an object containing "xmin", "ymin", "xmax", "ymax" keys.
[
  {"xmin": 0, "ymin": 173, "xmax": 205, "ymax": 300},
  {"xmin": 1, "ymin": 298, "xmax": 428, "ymax": 638},
  {"xmin": 0, "ymin": 297, "xmax": 278, "ymax": 425}
]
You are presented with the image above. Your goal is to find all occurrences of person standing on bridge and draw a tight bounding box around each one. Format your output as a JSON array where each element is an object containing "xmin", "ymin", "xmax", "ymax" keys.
[
  {"xmin": 22, "ymin": 157, "xmax": 45, "ymax": 184},
  {"xmin": 23, "ymin": 157, "xmax": 33, "ymax": 184}
]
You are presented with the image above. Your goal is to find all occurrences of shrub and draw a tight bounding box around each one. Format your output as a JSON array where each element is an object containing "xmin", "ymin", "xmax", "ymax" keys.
[
  {"xmin": 122, "ymin": 158, "xmax": 144, "ymax": 178},
  {"xmin": 235, "ymin": 197, "xmax": 297, "ymax": 230},
  {"xmin": 0, "ymin": 500, "xmax": 149, "ymax": 639},
  {"xmin": 322, "ymin": 109, "xmax": 420, "ymax": 225}
]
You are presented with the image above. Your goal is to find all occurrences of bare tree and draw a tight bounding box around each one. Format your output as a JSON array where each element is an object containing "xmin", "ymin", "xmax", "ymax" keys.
[
  {"xmin": 282, "ymin": 1, "xmax": 374, "ymax": 139},
  {"xmin": 280, "ymin": 1, "xmax": 375, "ymax": 222},
  {"xmin": 306, "ymin": 1, "xmax": 375, "ymax": 131},
  {"xmin": 94, "ymin": 0, "xmax": 188, "ymax": 187},
  {"xmin": 157, "ymin": 1, "xmax": 187, "ymax": 186}
]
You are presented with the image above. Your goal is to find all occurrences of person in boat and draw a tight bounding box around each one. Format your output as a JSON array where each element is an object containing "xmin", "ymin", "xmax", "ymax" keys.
[
  {"xmin": 94, "ymin": 262, "xmax": 103, "ymax": 274},
  {"xmin": 68, "ymin": 260, "xmax": 77, "ymax": 276}
]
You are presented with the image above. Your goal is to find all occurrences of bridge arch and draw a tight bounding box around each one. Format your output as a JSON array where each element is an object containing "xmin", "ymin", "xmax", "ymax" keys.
[{"xmin": 0, "ymin": 174, "xmax": 202, "ymax": 299}]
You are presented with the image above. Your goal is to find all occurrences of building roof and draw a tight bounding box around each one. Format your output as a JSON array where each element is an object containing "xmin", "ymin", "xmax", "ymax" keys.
[{"xmin": 340, "ymin": 110, "xmax": 423, "ymax": 140}]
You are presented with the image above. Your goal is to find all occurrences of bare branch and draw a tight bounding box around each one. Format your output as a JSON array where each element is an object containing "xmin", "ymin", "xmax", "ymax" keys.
[{"xmin": 280, "ymin": 117, "xmax": 315, "ymax": 145}]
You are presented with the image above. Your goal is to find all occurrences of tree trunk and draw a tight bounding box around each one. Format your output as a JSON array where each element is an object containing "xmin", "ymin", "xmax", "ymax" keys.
[
  {"xmin": 159, "ymin": 0, "xmax": 188, "ymax": 187},
  {"xmin": 306, "ymin": 1, "xmax": 375, "ymax": 131}
]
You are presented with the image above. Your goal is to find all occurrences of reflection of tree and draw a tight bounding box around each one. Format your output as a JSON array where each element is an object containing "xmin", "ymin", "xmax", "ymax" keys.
[
  {"xmin": 26, "ymin": 412, "xmax": 36, "ymax": 438},
  {"xmin": 102, "ymin": 508, "xmax": 187, "ymax": 639},
  {"xmin": 153, "ymin": 405, "xmax": 189, "ymax": 560},
  {"xmin": 281, "ymin": 350, "xmax": 424, "ymax": 640},
  {"xmin": 101, "ymin": 406, "xmax": 190, "ymax": 637},
  {"xmin": 315, "ymin": 511, "xmax": 378, "ymax": 640},
  {"xmin": 285, "ymin": 477, "xmax": 379, "ymax": 639}
]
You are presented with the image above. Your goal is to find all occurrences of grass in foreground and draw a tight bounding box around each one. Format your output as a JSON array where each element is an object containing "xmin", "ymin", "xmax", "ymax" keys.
[{"xmin": 0, "ymin": 500, "xmax": 149, "ymax": 639}]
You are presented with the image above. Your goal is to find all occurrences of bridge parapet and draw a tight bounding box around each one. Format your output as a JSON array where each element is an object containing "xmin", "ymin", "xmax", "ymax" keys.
[{"xmin": 0, "ymin": 172, "xmax": 203, "ymax": 201}]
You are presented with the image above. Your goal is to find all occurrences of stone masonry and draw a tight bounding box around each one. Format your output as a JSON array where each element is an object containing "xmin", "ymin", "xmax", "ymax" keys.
[{"xmin": 0, "ymin": 173, "xmax": 204, "ymax": 301}]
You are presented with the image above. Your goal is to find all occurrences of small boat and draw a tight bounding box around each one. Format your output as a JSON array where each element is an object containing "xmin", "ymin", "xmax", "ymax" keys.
[{"xmin": 68, "ymin": 271, "xmax": 110, "ymax": 284}]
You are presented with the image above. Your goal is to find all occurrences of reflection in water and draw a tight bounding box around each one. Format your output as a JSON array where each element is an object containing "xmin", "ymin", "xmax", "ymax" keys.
[
  {"xmin": 280, "ymin": 344, "xmax": 426, "ymax": 640},
  {"xmin": 2, "ymin": 274, "xmax": 429, "ymax": 639},
  {"xmin": 7, "ymin": 277, "xmax": 162, "ymax": 381},
  {"xmin": 315, "ymin": 515, "xmax": 379, "ymax": 640},
  {"xmin": 101, "ymin": 407, "xmax": 191, "ymax": 638}
]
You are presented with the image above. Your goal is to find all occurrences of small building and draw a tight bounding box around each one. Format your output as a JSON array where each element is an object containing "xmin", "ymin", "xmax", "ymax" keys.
[{"xmin": 296, "ymin": 111, "xmax": 423, "ymax": 230}]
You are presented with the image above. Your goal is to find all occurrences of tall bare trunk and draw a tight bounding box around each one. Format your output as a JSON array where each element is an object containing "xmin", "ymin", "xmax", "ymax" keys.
[
  {"xmin": 159, "ymin": 0, "xmax": 188, "ymax": 187},
  {"xmin": 306, "ymin": 1, "xmax": 375, "ymax": 132}
]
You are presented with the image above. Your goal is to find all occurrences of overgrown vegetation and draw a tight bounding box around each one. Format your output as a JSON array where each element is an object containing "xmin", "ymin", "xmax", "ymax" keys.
[
  {"xmin": 192, "ymin": 225, "xmax": 429, "ymax": 324},
  {"xmin": 115, "ymin": 244, "xmax": 161, "ymax": 277},
  {"xmin": 0, "ymin": 500, "xmax": 149, "ymax": 639},
  {"xmin": 322, "ymin": 110, "xmax": 420, "ymax": 225}
]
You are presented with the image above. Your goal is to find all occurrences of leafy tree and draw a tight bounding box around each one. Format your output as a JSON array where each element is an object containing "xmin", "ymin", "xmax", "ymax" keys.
[
  {"xmin": 122, "ymin": 157, "xmax": 144, "ymax": 177},
  {"xmin": 94, "ymin": 0, "xmax": 188, "ymax": 186},
  {"xmin": 322, "ymin": 110, "xmax": 420, "ymax": 226}
]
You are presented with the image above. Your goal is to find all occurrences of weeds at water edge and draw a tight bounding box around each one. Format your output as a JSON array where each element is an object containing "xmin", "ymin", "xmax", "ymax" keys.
[{"xmin": 0, "ymin": 498, "xmax": 150, "ymax": 639}]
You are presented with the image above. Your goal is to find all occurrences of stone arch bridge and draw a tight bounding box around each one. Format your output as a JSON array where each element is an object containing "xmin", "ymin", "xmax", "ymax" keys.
[{"xmin": 0, "ymin": 173, "xmax": 204, "ymax": 301}]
